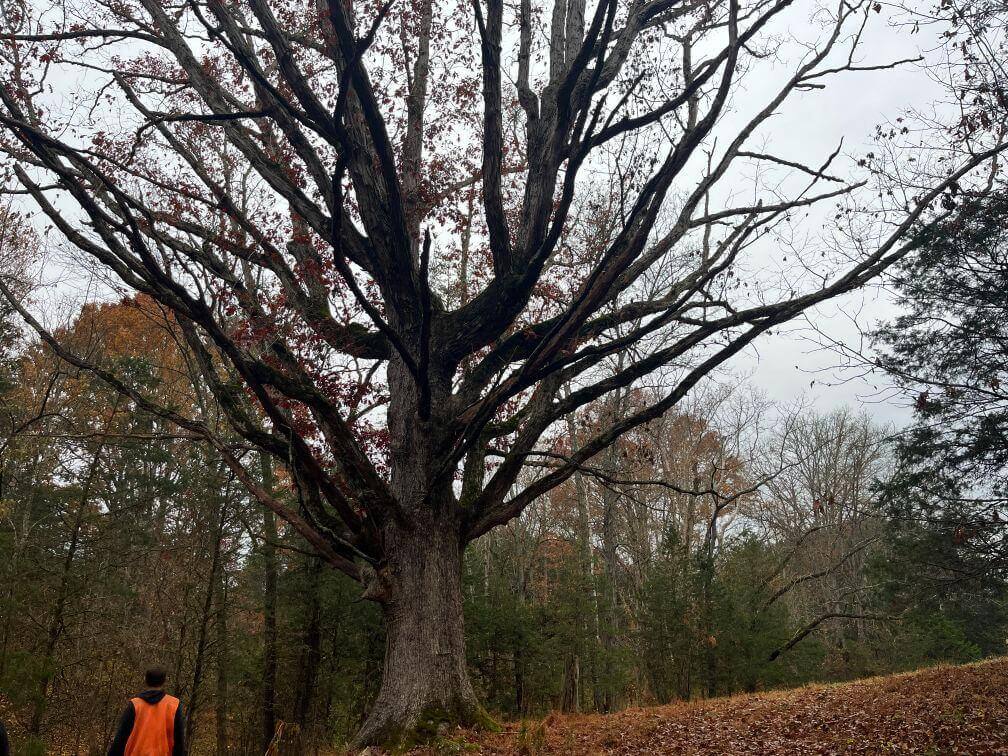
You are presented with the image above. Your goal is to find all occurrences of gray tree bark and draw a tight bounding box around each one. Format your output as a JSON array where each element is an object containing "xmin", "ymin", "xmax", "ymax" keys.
[{"xmin": 353, "ymin": 518, "xmax": 485, "ymax": 748}]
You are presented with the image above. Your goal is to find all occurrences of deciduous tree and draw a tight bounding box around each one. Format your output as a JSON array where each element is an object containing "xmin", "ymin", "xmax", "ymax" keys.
[{"xmin": 1, "ymin": 0, "xmax": 1004, "ymax": 745}]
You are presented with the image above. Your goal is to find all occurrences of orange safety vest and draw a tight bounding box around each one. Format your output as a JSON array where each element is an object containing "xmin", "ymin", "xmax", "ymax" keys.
[{"xmin": 124, "ymin": 694, "xmax": 179, "ymax": 756}]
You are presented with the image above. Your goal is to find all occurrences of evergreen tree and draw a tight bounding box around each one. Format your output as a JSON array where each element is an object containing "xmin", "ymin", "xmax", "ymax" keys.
[{"xmin": 874, "ymin": 190, "xmax": 1008, "ymax": 658}]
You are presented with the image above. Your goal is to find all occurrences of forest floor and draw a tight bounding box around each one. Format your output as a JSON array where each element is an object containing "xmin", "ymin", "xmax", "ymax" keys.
[{"xmin": 409, "ymin": 657, "xmax": 1008, "ymax": 754}]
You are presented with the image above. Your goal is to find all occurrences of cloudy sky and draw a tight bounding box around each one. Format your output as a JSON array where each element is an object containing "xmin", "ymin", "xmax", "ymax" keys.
[{"xmin": 716, "ymin": 2, "xmax": 951, "ymax": 428}]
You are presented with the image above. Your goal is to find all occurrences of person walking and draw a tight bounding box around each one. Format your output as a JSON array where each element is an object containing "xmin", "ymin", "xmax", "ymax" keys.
[{"xmin": 108, "ymin": 666, "xmax": 186, "ymax": 756}]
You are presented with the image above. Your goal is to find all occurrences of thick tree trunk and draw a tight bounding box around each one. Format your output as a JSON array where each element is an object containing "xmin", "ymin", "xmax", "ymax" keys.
[
  {"xmin": 353, "ymin": 522, "xmax": 487, "ymax": 748},
  {"xmin": 354, "ymin": 357, "xmax": 490, "ymax": 748}
]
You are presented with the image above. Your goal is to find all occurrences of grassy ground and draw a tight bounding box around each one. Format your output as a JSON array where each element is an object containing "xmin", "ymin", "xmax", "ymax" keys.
[{"xmin": 409, "ymin": 657, "xmax": 1008, "ymax": 754}]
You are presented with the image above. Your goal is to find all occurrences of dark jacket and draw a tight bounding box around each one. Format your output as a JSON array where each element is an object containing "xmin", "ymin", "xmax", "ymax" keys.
[
  {"xmin": 108, "ymin": 689, "xmax": 186, "ymax": 756},
  {"xmin": 0, "ymin": 720, "xmax": 9, "ymax": 756}
]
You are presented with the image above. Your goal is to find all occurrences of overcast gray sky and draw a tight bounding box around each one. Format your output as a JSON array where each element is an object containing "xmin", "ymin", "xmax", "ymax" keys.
[{"xmin": 717, "ymin": 4, "xmax": 947, "ymax": 428}]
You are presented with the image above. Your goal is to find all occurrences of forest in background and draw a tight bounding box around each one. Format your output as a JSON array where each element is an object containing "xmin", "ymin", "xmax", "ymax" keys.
[
  {"xmin": 1, "ymin": 293, "xmax": 1004, "ymax": 755},
  {"xmin": 0, "ymin": 0, "xmax": 1006, "ymax": 748}
]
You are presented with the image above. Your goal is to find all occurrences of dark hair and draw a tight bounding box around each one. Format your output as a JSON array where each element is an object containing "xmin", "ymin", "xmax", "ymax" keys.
[{"xmin": 144, "ymin": 666, "xmax": 167, "ymax": 688}]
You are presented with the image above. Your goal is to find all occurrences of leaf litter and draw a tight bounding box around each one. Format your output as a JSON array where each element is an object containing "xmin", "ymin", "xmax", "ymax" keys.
[{"xmin": 410, "ymin": 658, "xmax": 1008, "ymax": 754}]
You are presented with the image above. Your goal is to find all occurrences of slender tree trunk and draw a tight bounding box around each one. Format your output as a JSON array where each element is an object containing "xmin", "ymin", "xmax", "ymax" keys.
[
  {"xmin": 561, "ymin": 654, "xmax": 580, "ymax": 713},
  {"xmin": 186, "ymin": 495, "xmax": 226, "ymax": 747},
  {"xmin": 352, "ymin": 519, "xmax": 485, "ymax": 748},
  {"xmin": 293, "ymin": 556, "xmax": 322, "ymax": 753},
  {"xmin": 29, "ymin": 435, "xmax": 106, "ymax": 735},
  {"xmin": 172, "ymin": 583, "xmax": 192, "ymax": 699},
  {"xmin": 261, "ymin": 454, "xmax": 279, "ymax": 754},
  {"xmin": 597, "ymin": 431, "xmax": 621, "ymax": 714},
  {"xmin": 702, "ymin": 506, "xmax": 718, "ymax": 698},
  {"xmin": 513, "ymin": 642, "xmax": 525, "ymax": 716},
  {"xmin": 29, "ymin": 501, "xmax": 83, "ymax": 735},
  {"xmin": 513, "ymin": 553, "xmax": 527, "ymax": 716},
  {"xmin": 704, "ymin": 598, "xmax": 717, "ymax": 697},
  {"xmin": 0, "ymin": 456, "xmax": 41, "ymax": 680},
  {"xmin": 565, "ymin": 407, "xmax": 599, "ymax": 712},
  {"xmin": 599, "ymin": 486, "xmax": 618, "ymax": 713},
  {"xmin": 215, "ymin": 569, "xmax": 230, "ymax": 756},
  {"xmin": 596, "ymin": 389, "xmax": 625, "ymax": 714}
]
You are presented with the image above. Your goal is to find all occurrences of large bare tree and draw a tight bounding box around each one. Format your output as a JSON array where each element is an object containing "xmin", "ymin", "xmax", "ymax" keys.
[{"xmin": 0, "ymin": 0, "xmax": 1003, "ymax": 745}]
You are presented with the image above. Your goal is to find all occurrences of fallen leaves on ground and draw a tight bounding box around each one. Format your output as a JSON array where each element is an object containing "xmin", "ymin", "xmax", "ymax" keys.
[{"xmin": 417, "ymin": 658, "xmax": 1008, "ymax": 754}]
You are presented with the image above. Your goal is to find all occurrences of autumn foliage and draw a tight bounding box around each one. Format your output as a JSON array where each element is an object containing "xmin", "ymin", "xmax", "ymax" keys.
[{"xmin": 419, "ymin": 658, "xmax": 1008, "ymax": 754}]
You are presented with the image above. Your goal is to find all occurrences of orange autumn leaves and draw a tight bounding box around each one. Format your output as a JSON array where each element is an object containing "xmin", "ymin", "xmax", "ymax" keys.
[{"xmin": 14, "ymin": 294, "xmax": 197, "ymax": 431}]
